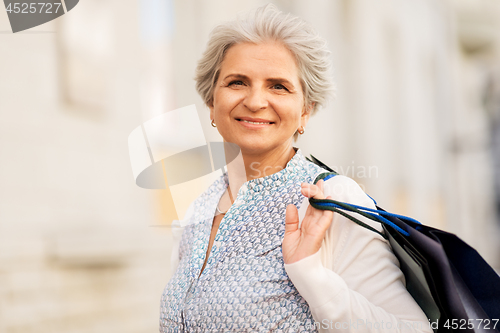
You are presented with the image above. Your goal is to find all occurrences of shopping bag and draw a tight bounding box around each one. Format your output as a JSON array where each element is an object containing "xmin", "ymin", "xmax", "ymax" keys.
[{"xmin": 307, "ymin": 155, "xmax": 500, "ymax": 333}]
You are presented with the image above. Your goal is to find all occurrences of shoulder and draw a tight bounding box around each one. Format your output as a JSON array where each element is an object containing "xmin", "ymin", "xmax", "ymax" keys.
[
  {"xmin": 305, "ymin": 173, "xmax": 389, "ymax": 268},
  {"xmin": 298, "ymin": 171, "xmax": 384, "ymax": 241},
  {"xmin": 320, "ymin": 173, "xmax": 376, "ymax": 208},
  {"xmin": 179, "ymin": 172, "xmax": 227, "ymax": 227},
  {"xmin": 301, "ymin": 156, "xmax": 373, "ymax": 207}
]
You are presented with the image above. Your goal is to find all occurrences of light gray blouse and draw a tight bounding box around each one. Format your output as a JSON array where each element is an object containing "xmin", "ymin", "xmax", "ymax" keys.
[{"xmin": 160, "ymin": 149, "xmax": 324, "ymax": 332}]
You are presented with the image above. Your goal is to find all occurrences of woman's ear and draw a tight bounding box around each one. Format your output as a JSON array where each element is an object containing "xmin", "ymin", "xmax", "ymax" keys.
[
  {"xmin": 209, "ymin": 99, "xmax": 214, "ymax": 121},
  {"xmin": 301, "ymin": 102, "xmax": 314, "ymax": 127}
]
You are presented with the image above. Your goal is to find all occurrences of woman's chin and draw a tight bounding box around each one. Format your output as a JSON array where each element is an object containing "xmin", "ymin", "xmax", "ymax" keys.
[{"xmin": 236, "ymin": 141, "xmax": 289, "ymax": 156}]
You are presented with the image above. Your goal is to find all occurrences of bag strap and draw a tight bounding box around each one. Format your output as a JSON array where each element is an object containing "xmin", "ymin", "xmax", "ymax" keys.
[{"xmin": 310, "ymin": 172, "xmax": 421, "ymax": 239}]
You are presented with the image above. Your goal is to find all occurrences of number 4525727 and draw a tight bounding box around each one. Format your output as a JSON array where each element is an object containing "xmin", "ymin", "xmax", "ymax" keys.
[
  {"xmin": 444, "ymin": 319, "xmax": 498, "ymax": 330},
  {"xmin": 6, "ymin": 2, "xmax": 62, "ymax": 14}
]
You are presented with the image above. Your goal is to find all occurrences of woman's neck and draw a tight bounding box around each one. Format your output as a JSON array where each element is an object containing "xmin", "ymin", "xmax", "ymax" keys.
[{"xmin": 223, "ymin": 143, "xmax": 297, "ymax": 203}]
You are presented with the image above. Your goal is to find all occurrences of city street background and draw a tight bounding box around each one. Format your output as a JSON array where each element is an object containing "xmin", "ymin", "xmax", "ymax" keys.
[{"xmin": 1, "ymin": 0, "xmax": 500, "ymax": 332}]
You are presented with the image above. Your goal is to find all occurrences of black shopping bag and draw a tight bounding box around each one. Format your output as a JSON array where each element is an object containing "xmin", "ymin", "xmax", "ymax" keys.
[{"xmin": 307, "ymin": 155, "xmax": 500, "ymax": 333}]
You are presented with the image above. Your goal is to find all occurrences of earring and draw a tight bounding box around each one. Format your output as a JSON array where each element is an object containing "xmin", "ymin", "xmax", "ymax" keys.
[
  {"xmin": 211, "ymin": 119, "xmax": 217, "ymax": 128},
  {"xmin": 298, "ymin": 126, "xmax": 305, "ymax": 135}
]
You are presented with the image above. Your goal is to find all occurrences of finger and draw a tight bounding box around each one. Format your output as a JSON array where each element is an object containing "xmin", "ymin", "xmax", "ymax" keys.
[
  {"xmin": 300, "ymin": 183, "xmax": 319, "ymax": 198},
  {"xmin": 301, "ymin": 181, "xmax": 325, "ymax": 200},
  {"xmin": 316, "ymin": 209, "xmax": 334, "ymax": 232},
  {"xmin": 300, "ymin": 209, "xmax": 333, "ymax": 251},
  {"xmin": 313, "ymin": 195, "xmax": 333, "ymax": 221},
  {"xmin": 284, "ymin": 204, "xmax": 300, "ymax": 234},
  {"xmin": 303, "ymin": 196, "xmax": 331, "ymax": 224},
  {"xmin": 317, "ymin": 196, "xmax": 334, "ymax": 228},
  {"xmin": 303, "ymin": 189, "xmax": 333, "ymax": 222},
  {"xmin": 315, "ymin": 180, "xmax": 325, "ymax": 199},
  {"xmin": 300, "ymin": 183, "xmax": 316, "ymax": 198}
]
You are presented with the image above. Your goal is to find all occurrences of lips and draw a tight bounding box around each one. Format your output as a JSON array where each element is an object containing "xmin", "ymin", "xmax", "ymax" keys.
[
  {"xmin": 240, "ymin": 119, "xmax": 272, "ymax": 125},
  {"xmin": 236, "ymin": 117, "xmax": 274, "ymax": 124}
]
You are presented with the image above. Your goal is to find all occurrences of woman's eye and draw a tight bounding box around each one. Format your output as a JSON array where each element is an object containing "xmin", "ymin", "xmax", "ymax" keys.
[
  {"xmin": 272, "ymin": 84, "xmax": 288, "ymax": 91},
  {"xmin": 228, "ymin": 80, "xmax": 244, "ymax": 86}
]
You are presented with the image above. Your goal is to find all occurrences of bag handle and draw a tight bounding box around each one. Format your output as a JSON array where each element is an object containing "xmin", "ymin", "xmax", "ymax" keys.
[{"xmin": 309, "ymin": 172, "xmax": 421, "ymax": 239}]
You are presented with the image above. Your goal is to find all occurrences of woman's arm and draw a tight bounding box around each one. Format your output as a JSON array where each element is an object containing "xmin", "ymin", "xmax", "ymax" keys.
[{"xmin": 283, "ymin": 175, "xmax": 432, "ymax": 333}]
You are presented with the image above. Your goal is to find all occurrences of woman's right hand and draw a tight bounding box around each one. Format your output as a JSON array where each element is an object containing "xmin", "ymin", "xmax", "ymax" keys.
[{"xmin": 282, "ymin": 179, "xmax": 333, "ymax": 264}]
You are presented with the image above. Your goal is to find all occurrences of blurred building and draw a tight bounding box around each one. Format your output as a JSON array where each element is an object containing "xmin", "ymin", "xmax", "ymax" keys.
[{"xmin": 1, "ymin": 0, "xmax": 499, "ymax": 332}]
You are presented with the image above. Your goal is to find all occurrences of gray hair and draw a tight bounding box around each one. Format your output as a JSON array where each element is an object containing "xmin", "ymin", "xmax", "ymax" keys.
[{"xmin": 195, "ymin": 3, "xmax": 335, "ymax": 116}]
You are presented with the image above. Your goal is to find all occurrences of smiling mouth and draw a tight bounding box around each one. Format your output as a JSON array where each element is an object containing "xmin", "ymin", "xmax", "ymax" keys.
[{"xmin": 237, "ymin": 119, "xmax": 274, "ymax": 125}]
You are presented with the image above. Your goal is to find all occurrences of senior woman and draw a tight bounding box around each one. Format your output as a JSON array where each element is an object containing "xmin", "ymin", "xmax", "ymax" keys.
[{"xmin": 160, "ymin": 4, "xmax": 431, "ymax": 333}]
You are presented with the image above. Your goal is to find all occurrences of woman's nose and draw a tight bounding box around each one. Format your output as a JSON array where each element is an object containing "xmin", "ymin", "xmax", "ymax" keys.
[{"xmin": 243, "ymin": 87, "xmax": 268, "ymax": 112}]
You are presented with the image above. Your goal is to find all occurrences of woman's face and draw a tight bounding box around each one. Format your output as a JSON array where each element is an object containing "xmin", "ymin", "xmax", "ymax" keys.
[{"xmin": 209, "ymin": 41, "xmax": 310, "ymax": 157}]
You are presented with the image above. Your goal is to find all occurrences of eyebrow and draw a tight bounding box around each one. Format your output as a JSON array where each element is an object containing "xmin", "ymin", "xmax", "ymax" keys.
[{"xmin": 222, "ymin": 74, "xmax": 297, "ymax": 90}]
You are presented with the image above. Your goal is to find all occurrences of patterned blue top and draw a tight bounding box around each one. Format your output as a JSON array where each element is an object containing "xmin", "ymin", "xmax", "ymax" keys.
[{"xmin": 160, "ymin": 149, "xmax": 326, "ymax": 332}]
